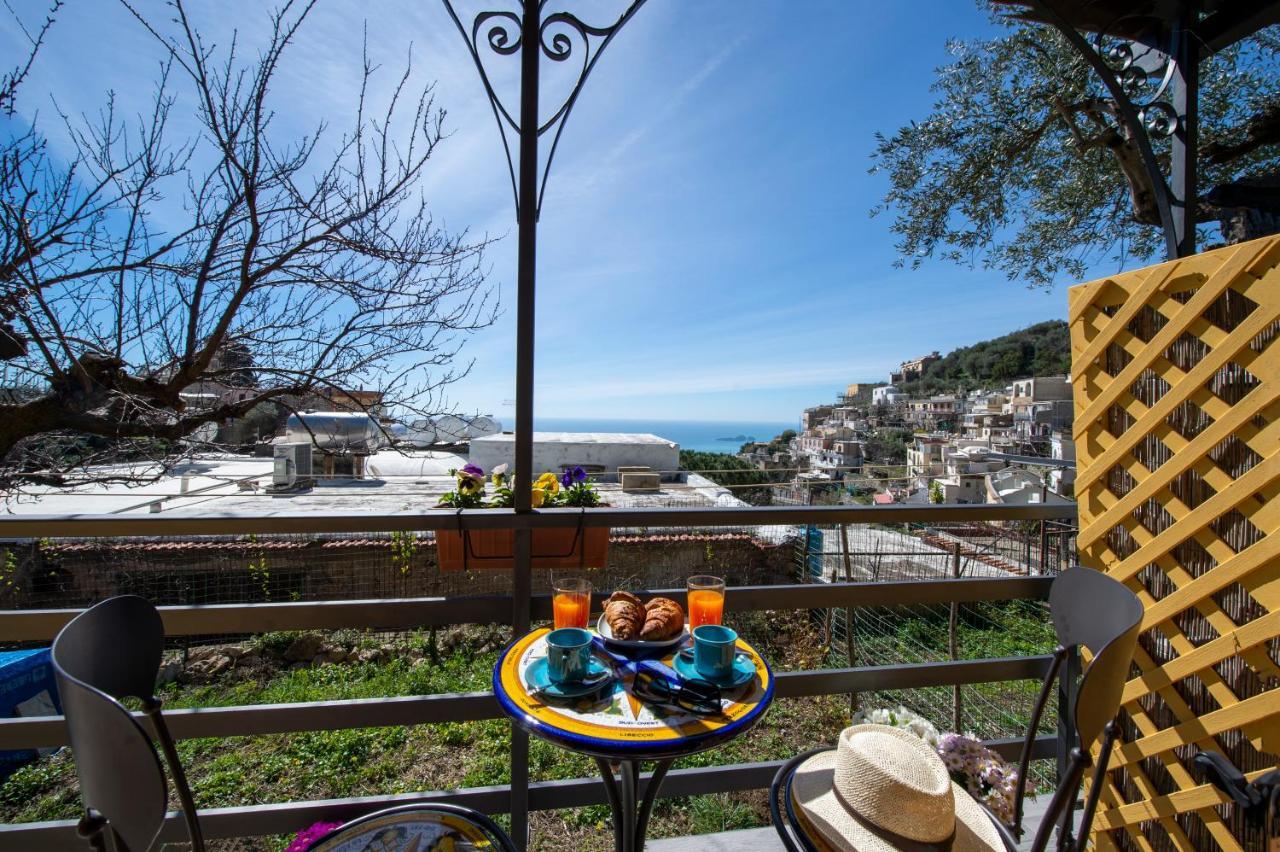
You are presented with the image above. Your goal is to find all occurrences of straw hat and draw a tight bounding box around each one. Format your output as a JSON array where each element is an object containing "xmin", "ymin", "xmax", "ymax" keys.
[{"xmin": 790, "ymin": 724, "xmax": 1005, "ymax": 851}]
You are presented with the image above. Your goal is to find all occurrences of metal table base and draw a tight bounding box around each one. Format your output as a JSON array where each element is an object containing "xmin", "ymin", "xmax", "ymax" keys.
[{"xmin": 595, "ymin": 757, "xmax": 674, "ymax": 852}]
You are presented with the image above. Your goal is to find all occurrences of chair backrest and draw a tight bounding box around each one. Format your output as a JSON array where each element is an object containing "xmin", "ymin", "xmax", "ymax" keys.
[
  {"xmin": 53, "ymin": 595, "xmax": 165, "ymax": 701},
  {"xmin": 769, "ymin": 747, "xmax": 834, "ymax": 852},
  {"xmin": 1024, "ymin": 567, "xmax": 1143, "ymax": 852},
  {"xmin": 1052, "ymin": 568, "xmax": 1144, "ymax": 748},
  {"xmin": 1008, "ymin": 567, "xmax": 1143, "ymax": 844},
  {"xmin": 52, "ymin": 596, "xmax": 171, "ymax": 852}
]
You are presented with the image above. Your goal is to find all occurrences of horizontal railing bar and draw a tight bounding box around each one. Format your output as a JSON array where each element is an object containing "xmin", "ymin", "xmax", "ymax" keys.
[
  {"xmin": 724, "ymin": 576, "xmax": 1053, "ymax": 611},
  {"xmin": 0, "ymin": 577, "xmax": 1052, "ymax": 643},
  {"xmin": 0, "ymin": 656, "xmax": 1051, "ymax": 749},
  {"xmin": 0, "ymin": 692, "xmax": 498, "ymax": 750},
  {"xmin": 774, "ymin": 655, "xmax": 1054, "ymax": 697},
  {"xmin": 0, "ymin": 737, "xmax": 1058, "ymax": 847},
  {"xmin": 0, "ymin": 595, "xmax": 514, "ymax": 642},
  {"xmin": 987, "ymin": 734, "xmax": 1056, "ymax": 763},
  {"xmin": 529, "ymin": 576, "xmax": 1052, "ymax": 619},
  {"xmin": 0, "ymin": 502, "xmax": 1076, "ymax": 538},
  {"xmin": 0, "ymin": 762, "xmax": 786, "ymax": 849}
]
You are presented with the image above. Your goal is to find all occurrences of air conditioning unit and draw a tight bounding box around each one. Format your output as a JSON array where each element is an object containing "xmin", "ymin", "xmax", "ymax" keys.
[{"xmin": 271, "ymin": 443, "xmax": 314, "ymax": 490}]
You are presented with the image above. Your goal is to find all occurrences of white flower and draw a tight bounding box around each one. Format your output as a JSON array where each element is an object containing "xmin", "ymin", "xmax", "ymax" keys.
[{"xmin": 851, "ymin": 706, "xmax": 940, "ymax": 747}]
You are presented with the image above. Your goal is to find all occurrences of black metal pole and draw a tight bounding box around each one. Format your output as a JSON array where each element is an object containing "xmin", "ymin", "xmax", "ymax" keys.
[
  {"xmin": 1171, "ymin": 19, "xmax": 1198, "ymax": 258},
  {"xmin": 509, "ymin": 5, "xmax": 541, "ymax": 848},
  {"xmin": 514, "ymin": 3, "xmax": 540, "ymax": 513}
]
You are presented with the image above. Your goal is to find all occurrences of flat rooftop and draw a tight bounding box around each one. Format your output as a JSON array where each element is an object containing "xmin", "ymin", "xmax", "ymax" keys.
[
  {"xmin": 3, "ymin": 450, "xmax": 745, "ymax": 518},
  {"xmin": 472, "ymin": 431, "xmax": 677, "ymax": 446}
]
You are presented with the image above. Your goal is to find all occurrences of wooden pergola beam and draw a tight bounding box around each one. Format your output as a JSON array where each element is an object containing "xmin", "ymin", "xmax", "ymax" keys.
[{"xmin": 1196, "ymin": 0, "xmax": 1280, "ymax": 54}]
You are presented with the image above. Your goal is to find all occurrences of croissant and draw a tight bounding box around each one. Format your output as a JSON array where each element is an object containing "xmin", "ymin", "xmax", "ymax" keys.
[
  {"xmin": 640, "ymin": 596, "xmax": 685, "ymax": 641},
  {"xmin": 604, "ymin": 591, "xmax": 645, "ymax": 640}
]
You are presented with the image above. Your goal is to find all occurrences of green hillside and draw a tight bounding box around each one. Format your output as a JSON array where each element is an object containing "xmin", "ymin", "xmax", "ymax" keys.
[{"xmin": 897, "ymin": 321, "xmax": 1070, "ymax": 395}]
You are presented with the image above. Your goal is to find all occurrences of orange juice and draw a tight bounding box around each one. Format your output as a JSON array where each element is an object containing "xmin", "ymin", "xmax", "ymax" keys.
[
  {"xmin": 553, "ymin": 592, "xmax": 590, "ymax": 629},
  {"xmin": 688, "ymin": 589, "xmax": 724, "ymax": 628}
]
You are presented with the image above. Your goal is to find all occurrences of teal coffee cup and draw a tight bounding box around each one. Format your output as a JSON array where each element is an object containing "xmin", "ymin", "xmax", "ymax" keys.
[
  {"xmin": 692, "ymin": 624, "xmax": 738, "ymax": 680},
  {"xmin": 545, "ymin": 627, "xmax": 593, "ymax": 684}
]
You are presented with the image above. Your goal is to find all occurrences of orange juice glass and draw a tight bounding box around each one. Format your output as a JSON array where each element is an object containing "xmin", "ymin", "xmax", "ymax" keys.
[
  {"xmin": 687, "ymin": 575, "xmax": 726, "ymax": 629},
  {"xmin": 552, "ymin": 578, "xmax": 592, "ymax": 629}
]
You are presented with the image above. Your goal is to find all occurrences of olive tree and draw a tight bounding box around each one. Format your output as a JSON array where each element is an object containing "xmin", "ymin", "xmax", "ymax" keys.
[{"xmin": 871, "ymin": 5, "xmax": 1280, "ymax": 287}]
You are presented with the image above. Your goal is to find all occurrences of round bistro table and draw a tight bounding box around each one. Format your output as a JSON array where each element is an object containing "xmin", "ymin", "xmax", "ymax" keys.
[{"xmin": 493, "ymin": 627, "xmax": 774, "ymax": 852}]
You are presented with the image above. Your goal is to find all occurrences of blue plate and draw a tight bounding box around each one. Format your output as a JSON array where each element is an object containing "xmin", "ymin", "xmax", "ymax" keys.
[
  {"xmin": 673, "ymin": 650, "xmax": 756, "ymax": 689},
  {"xmin": 525, "ymin": 656, "xmax": 612, "ymax": 699}
]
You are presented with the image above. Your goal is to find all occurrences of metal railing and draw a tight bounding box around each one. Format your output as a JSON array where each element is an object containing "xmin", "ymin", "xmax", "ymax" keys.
[{"xmin": 0, "ymin": 502, "xmax": 1076, "ymax": 849}]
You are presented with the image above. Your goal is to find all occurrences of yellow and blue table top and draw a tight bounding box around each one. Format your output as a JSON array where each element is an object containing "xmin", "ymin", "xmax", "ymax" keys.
[{"xmin": 493, "ymin": 627, "xmax": 774, "ymax": 760}]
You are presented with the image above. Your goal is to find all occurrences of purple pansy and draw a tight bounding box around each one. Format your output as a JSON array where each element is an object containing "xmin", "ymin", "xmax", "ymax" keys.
[
  {"xmin": 459, "ymin": 463, "xmax": 484, "ymax": 480},
  {"xmin": 560, "ymin": 466, "xmax": 587, "ymax": 488}
]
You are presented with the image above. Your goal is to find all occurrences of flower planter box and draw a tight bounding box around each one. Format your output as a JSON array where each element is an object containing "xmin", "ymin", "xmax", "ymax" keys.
[{"xmin": 435, "ymin": 525, "xmax": 610, "ymax": 571}]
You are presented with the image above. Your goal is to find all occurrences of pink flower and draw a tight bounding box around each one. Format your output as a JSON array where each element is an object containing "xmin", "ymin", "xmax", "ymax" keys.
[
  {"xmin": 936, "ymin": 734, "xmax": 1019, "ymax": 826},
  {"xmin": 285, "ymin": 821, "xmax": 343, "ymax": 852}
]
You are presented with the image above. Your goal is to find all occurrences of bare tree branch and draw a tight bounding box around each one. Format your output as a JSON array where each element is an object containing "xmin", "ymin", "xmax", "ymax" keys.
[{"xmin": 0, "ymin": 1, "xmax": 498, "ymax": 490}]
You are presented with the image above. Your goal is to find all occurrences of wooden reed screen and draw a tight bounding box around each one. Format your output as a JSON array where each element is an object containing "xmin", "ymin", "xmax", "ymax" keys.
[{"xmin": 1069, "ymin": 234, "xmax": 1280, "ymax": 850}]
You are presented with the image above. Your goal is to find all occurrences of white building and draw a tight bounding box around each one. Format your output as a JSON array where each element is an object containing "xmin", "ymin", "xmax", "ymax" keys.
[
  {"xmin": 814, "ymin": 439, "xmax": 864, "ymax": 473},
  {"xmin": 1048, "ymin": 430, "xmax": 1077, "ymax": 494},
  {"xmin": 872, "ymin": 385, "xmax": 905, "ymax": 406},
  {"xmin": 470, "ymin": 432, "xmax": 679, "ymax": 478},
  {"xmin": 908, "ymin": 436, "xmax": 949, "ymax": 481},
  {"xmin": 933, "ymin": 472, "xmax": 989, "ymax": 504},
  {"xmin": 986, "ymin": 468, "xmax": 1072, "ymax": 505}
]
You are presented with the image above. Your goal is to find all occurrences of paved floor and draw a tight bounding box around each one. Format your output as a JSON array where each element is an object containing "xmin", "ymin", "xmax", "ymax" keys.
[
  {"xmin": 647, "ymin": 827, "xmax": 780, "ymax": 851},
  {"xmin": 646, "ymin": 796, "xmax": 1056, "ymax": 851}
]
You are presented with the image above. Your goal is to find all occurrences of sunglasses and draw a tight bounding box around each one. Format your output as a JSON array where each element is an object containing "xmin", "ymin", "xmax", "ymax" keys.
[{"xmin": 631, "ymin": 669, "xmax": 723, "ymax": 717}]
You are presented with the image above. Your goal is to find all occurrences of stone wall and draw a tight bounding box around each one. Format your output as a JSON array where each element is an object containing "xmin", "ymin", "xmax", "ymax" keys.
[{"xmin": 0, "ymin": 529, "xmax": 800, "ymax": 610}]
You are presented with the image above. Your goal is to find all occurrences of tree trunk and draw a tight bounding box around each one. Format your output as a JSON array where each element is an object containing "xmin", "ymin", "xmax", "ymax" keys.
[
  {"xmin": 1206, "ymin": 174, "xmax": 1280, "ymax": 244},
  {"xmin": 1217, "ymin": 206, "xmax": 1280, "ymax": 244}
]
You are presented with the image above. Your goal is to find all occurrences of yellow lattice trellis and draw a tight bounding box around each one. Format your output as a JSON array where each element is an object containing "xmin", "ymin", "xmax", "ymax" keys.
[{"xmin": 1069, "ymin": 235, "xmax": 1280, "ymax": 851}]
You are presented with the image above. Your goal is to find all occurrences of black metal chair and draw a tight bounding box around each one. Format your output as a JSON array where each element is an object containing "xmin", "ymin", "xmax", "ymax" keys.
[
  {"xmin": 52, "ymin": 595, "xmax": 517, "ymax": 852},
  {"xmin": 304, "ymin": 802, "xmax": 518, "ymax": 851},
  {"xmin": 770, "ymin": 566, "xmax": 1143, "ymax": 852},
  {"xmin": 52, "ymin": 595, "xmax": 203, "ymax": 852}
]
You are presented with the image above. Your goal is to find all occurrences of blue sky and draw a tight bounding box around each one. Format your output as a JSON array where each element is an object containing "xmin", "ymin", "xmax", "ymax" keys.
[{"xmin": 2, "ymin": 1, "xmax": 1131, "ymax": 423}]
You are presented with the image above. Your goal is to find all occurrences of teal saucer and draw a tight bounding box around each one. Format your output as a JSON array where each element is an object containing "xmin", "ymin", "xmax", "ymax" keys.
[
  {"xmin": 526, "ymin": 656, "xmax": 612, "ymax": 699},
  {"xmin": 673, "ymin": 651, "xmax": 756, "ymax": 689}
]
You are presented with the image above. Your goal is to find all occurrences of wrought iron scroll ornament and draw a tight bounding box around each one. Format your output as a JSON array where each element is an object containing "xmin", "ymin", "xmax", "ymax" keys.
[
  {"xmin": 1020, "ymin": 0, "xmax": 1180, "ymax": 258},
  {"xmin": 441, "ymin": 1, "xmax": 648, "ymax": 221},
  {"xmin": 1092, "ymin": 19, "xmax": 1181, "ymax": 137}
]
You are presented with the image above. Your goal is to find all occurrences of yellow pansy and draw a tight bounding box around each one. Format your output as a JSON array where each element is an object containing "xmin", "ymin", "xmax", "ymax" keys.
[{"xmin": 531, "ymin": 471, "xmax": 560, "ymax": 507}]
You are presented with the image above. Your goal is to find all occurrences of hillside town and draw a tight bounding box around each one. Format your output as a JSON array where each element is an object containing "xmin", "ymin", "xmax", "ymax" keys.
[{"xmin": 739, "ymin": 351, "xmax": 1076, "ymax": 507}]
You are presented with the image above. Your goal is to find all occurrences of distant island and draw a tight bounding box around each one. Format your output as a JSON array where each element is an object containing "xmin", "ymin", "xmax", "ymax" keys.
[{"xmin": 718, "ymin": 434, "xmax": 753, "ymax": 442}]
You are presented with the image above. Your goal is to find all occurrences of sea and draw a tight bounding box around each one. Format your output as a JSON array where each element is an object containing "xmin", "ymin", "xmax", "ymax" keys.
[{"xmin": 532, "ymin": 418, "xmax": 796, "ymax": 454}]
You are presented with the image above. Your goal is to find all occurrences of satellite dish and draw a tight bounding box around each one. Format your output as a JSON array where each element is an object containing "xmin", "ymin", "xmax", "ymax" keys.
[
  {"xmin": 466, "ymin": 415, "xmax": 501, "ymax": 438},
  {"xmin": 432, "ymin": 415, "xmax": 469, "ymax": 442}
]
